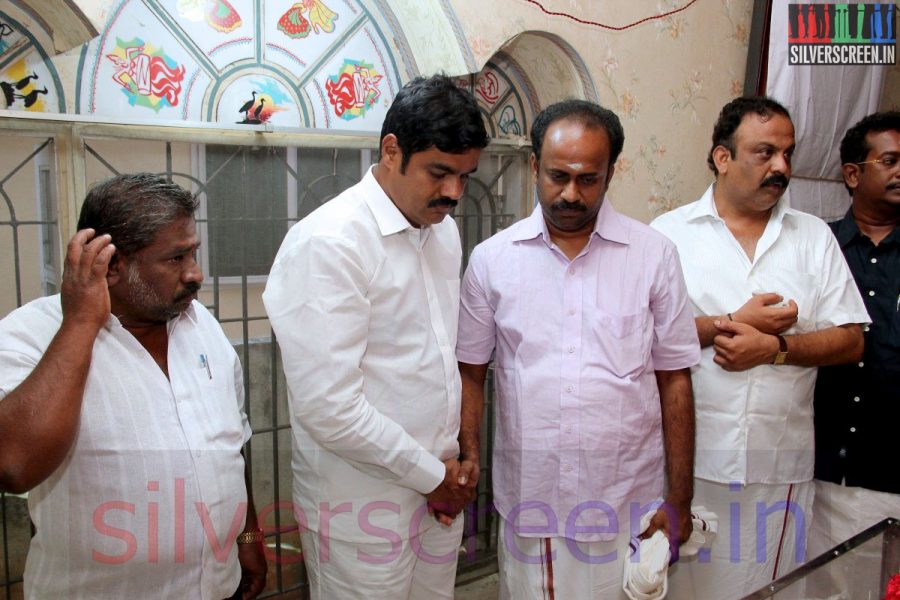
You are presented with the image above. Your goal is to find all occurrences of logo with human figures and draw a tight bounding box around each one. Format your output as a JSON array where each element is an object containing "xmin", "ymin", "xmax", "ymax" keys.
[
  {"xmin": 325, "ymin": 59, "xmax": 383, "ymax": 120},
  {"xmin": 788, "ymin": 3, "xmax": 896, "ymax": 65},
  {"xmin": 106, "ymin": 38, "xmax": 186, "ymax": 111}
]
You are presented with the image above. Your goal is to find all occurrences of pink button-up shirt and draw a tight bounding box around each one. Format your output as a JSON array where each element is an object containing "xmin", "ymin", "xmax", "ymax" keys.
[{"xmin": 457, "ymin": 200, "xmax": 700, "ymax": 542}]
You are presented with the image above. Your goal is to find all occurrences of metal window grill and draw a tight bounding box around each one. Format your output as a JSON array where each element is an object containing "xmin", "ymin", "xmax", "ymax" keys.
[{"xmin": 0, "ymin": 116, "xmax": 529, "ymax": 599}]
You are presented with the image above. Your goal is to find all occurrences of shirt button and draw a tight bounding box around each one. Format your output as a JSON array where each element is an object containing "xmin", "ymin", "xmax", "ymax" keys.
[
  {"xmin": 568, "ymin": 267, "xmax": 575, "ymax": 275},
  {"xmin": 868, "ymin": 290, "xmax": 875, "ymax": 297},
  {"xmin": 565, "ymin": 425, "xmax": 573, "ymax": 434},
  {"xmin": 839, "ymin": 448, "xmax": 847, "ymax": 458},
  {"xmin": 850, "ymin": 427, "xmax": 857, "ymax": 433},
  {"xmin": 853, "ymin": 396, "xmax": 861, "ymax": 402},
  {"xmin": 870, "ymin": 258, "xmax": 877, "ymax": 264},
  {"xmin": 569, "ymin": 308, "xmax": 576, "ymax": 316},
  {"xmin": 568, "ymin": 346, "xmax": 575, "ymax": 353},
  {"xmin": 563, "ymin": 464, "xmax": 573, "ymax": 472},
  {"xmin": 565, "ymin": 385, "xmax": 573, "ymax": 393},
  {"xmin": 858, "ymin": 362, "xmax": 864, "ymax": 368}
]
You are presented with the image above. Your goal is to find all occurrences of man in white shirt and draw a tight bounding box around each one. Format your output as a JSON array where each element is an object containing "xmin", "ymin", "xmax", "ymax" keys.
[
  {"xmin": 651, "ymin": 97, "xmax": 869, "ymax": 599},
  {"xmin": 263, "ymin": 75, "xmax": 489, "ymax": 599},
  {"xmin": 0, "ymin": 173, "xmax": 266, "ymax": 599}
]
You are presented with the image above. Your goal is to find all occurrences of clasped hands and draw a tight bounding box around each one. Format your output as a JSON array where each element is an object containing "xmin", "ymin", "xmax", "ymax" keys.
[
  {"xmin": 425, "ymin": 457, "xmax": 479, "ymax": 526},
  {"xmin": 712, "ymin": 293, "xmax": 798, "ymax": 371}
]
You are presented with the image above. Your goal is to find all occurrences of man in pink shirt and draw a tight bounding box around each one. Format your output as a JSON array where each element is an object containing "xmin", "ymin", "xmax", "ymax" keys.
[{"xmin": 456, "ymin": 100, "xmax": 701, "ymax": 598}]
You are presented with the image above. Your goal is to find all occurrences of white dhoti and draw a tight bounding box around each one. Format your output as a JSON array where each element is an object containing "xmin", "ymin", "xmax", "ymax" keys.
[
  {"xmin": 806, "ymin": 479, "xmax": 900, "ymax": 600},
  {"xmin": 666, "ymin": 479, "xmax": 814, "ymax": 600},
  {"xmin": 299, "ymin": 515, "xmax": 463, "ymax": 600}
]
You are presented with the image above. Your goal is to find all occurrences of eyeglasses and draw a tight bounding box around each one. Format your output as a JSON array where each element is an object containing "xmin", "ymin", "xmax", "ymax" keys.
[{"xmin": 852, "ymin": 155, "xmax": 899, "ymax": 169}]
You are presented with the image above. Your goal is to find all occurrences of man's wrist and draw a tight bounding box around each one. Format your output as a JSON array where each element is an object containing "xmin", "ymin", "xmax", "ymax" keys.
[
  {"xmin": 459, "ymin": 447, "xmax": 479, "ymax": 463},
  {"xmin": 772, "ymin": 334, "xmax": 788, "ymax": 365},
  {"xmin": 664, "ymin": 495, "xmax": 692, "ymax": 509}
]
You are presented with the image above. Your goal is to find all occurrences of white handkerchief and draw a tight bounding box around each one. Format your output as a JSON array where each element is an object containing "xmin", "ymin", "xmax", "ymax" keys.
[
  {"xmin": 680, "ymin": 506, "xmax": 718, "ymax": 559},
  {"xmin": 622, "ymin": 504, "xmax": 720, "ymax": 600},
  {"xmin": 623, "ymin": 530, "xmax": 670, "ymax": 600}
]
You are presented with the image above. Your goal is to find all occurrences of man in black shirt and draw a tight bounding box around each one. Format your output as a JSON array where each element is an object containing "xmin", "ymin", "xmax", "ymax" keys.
[{"xmin": 811, "ymin": 111, "xmax": 900, "ymax": 597}]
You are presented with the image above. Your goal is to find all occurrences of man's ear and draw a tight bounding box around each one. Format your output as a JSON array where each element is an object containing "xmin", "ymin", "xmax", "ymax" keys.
[
  {"xmin": 106, "ymin": 252, "xmax": 125, "ymax": 287},
  {"xmin": 842, "ymin": 163, "xmax": 861, "ymax": 192},
  {"xmin": 712, "ymin": 145, "xmax": 731, "ymax": 175},
  {"xmin": 380, "ymin": 134, "xmax": 401, "ymax": 171}
]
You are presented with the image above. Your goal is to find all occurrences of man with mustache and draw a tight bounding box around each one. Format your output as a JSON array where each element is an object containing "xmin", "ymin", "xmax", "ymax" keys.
[
  {"xmin": 0, "ymin": 173, "xmax": 266, "ymax": 599},
  {"xmin": 456, "ymin": 100, "xmax": 701, "ymax": 598},
  {"xmin": 651, "ymin": 97, "xmax": 868, "ymax": 599},
  {"xmin": 809, "ymin": 111, "xmax": 900, "ymax": 598},
  {"xmin": 263, "ymin": 75, "xmax": 488, "ymax": 599}
]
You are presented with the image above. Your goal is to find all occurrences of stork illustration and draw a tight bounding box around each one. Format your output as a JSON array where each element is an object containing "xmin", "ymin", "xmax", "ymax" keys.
[
  {"xmin": 252, "ymin": 97, "xmax": 266, "ymax": 122},
  {"xmin": 238, "ymin": 91, "xmax": 257, "ymax": 120}
]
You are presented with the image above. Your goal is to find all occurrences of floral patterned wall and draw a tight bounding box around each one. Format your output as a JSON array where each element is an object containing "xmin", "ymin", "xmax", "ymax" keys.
[
  {"xmin": 448, "ymin": 0, "xmax": 757, "ymax": 223},
  {"xmin": 5, "ymin": 0, "xmax": 894, "ymax": 224}
]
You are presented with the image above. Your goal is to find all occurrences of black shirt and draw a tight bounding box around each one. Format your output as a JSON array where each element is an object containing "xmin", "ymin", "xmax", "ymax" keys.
[{"xmin": 814, "ymin": 210, "xmax": 900, "ymax": 493}]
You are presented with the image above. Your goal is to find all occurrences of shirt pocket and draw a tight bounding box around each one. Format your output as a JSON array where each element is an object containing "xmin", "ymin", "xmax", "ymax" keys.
[
  {"xmin": 586, "ymin": 310, "xmax": 647, "ymax": 379},
  {"xmin": 195, "ymin": 363, "xmax": 247, "ymax": 448},
  {"xmin": 753, "ymin": 268, "xmax": 819, "ymax": 333}
]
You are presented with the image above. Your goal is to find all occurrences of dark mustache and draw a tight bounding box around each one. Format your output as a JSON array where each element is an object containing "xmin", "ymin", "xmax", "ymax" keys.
[
  {"xmin": 175, "ymin": 282, "xmax": 201, "ymax": 300},
  {"xmin": 761, "ymin": 174, "xmax": 789, "ymax": 188},
  {"xmin": 552, "ymin": 200, "xmax": 587, "ymax": 212},
  {"xmin": 427, "ymin": 197, "xmax": 458, "ymax": 209}
]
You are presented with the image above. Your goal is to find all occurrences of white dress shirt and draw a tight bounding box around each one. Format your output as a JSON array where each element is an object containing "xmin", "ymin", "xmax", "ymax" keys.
[
  {"xmin": 651, "ymin": 185, "xmax": 869, "ymax": 485},
  {"xmin": 0, "ymin": 297, "xmax": 251, "ymax": 600},
  {"xmin": 263, "ymin": 167, "xmax": 461, "ymax": 543}
]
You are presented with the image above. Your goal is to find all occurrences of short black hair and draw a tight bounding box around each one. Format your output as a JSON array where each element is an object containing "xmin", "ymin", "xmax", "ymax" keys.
[
  {"xmin": 76, "ymin": 173, "xmax": 198, "ymax": 256},
  {"xmin": 379, "ymin": 74, "xmax": 489, "ymax": 173},
  {"xmin": 708, "ymin": 96, "xmax": 792, "ymax": 173},
  {"xmin": 530, "ymin": 100, "xmax": 624, "ymax": 168},
  {"xmin": 839, "ymin": 111, "xmax": 900, "ymax": 195}
]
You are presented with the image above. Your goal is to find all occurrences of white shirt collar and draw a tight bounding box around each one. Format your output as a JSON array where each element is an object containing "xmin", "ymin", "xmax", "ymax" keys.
[
  {"xmin": 105, "ymin": 299, "xmax": 200, "ymax": 331},
  {"xmin": 687, "ymin": 182, "xmax": 794, "ymax": 226},
  {"xmin": 361, "ymin": 166, "xmax": 421, "ymax": 237}
]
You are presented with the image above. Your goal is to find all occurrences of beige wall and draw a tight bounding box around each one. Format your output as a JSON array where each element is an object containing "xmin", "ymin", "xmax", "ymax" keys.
[{"xmin": 448, "ymin": 0, "xmax": 755, "ymax": 221}]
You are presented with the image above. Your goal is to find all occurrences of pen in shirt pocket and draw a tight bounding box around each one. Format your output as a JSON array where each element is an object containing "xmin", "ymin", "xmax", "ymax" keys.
[{"xmin": 199, "ymin": 354, "xmax": 212, "ymax": 379}]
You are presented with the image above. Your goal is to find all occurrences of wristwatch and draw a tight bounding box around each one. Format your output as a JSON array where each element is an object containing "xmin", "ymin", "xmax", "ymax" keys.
[
  {"xmin": 772, "ymin": 334, "xmax": 788, "ymax": 365},
  {"xmin": 237, "ymin": 529, "xmax": 264, "ymax": 544}
]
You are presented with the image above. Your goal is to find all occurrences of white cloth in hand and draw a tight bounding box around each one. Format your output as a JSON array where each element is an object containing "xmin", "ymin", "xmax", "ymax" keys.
[
  {"xmin": 623, "ymin": 530, "xmax": 670, "ymax": 600},
  {"xmin": 679, "ymin": 506, "xmax": 718, "ymax": 559},
  {"xmin": 622, "ymin": 505, "xmax": 720, "ymax": 600}
]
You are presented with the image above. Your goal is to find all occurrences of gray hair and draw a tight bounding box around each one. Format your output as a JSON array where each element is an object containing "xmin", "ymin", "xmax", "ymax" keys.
[{"xmin": 76, "ymin": 173, "xmax": 198, "ymax": 256}]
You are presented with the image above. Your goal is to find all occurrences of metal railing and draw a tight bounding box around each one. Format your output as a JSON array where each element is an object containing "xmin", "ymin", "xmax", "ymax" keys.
[{"xmin": 0, "ymin": 113, "xmax": 529, "ymax": 598}]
